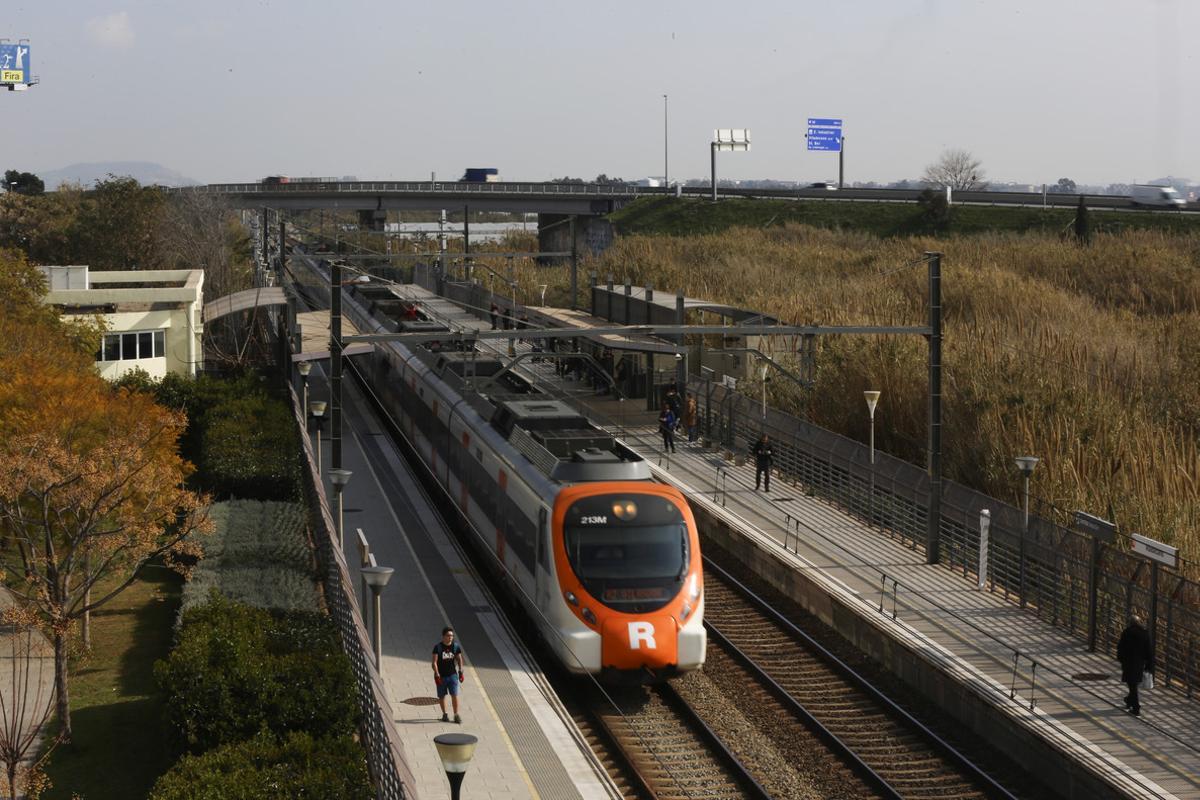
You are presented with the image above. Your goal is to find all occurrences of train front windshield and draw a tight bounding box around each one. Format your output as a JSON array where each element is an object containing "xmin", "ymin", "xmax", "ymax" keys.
[{"xmin": 564, "ymin": 495, "xmax": 689, "ymax": 613}]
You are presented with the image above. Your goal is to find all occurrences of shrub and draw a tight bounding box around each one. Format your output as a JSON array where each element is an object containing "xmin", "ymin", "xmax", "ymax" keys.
[
  {"xmin": 199, "ymin": 392, "xmax": 299, "ymax": 500},
  {"xmin": 155, "ymin": 596, "xmax": 358, "ymax": 755},
  {"xmin": 182, "ymin": 500, "xmax": 318, "ymax": 614},
  {"xmin": 148, "ymin": 731, "xmax": 373, "ymax": 800}
]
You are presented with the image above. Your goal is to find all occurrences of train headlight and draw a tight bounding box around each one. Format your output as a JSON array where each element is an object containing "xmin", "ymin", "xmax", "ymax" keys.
[
  {"xmin": 564, "ymin": 590, "xmax": 579, "ymax": 606},
  {"xmin": 581, "ymin": 607, "xmax": 597, "ymax": 625},
  {"xmin": 611, "ymin": 500, "xmax": 638, "ymax": 521}
]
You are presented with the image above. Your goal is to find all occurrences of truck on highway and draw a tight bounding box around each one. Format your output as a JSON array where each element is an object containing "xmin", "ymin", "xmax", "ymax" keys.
[
  {"xmin": 1130, "ymin": 184, "xmax": 1186, "ymax": 209},
  {"xmin": 460, "ymin": 168, "xmax": 500, "ymax": 183}
]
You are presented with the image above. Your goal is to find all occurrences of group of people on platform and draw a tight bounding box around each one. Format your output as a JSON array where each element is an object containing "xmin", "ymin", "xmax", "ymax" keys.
[{"xmin": 657, "ymin": 385, "xmax": 774, "ymax": 491}]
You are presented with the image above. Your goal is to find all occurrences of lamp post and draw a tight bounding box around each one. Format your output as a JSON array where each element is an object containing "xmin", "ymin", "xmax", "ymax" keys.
[
  {"xmin": 434, "ymin": 733, "xmax": 478, "ymax": 800},
  {"xmin": 361, "ymin": 564, "xmax": 394, "ymax": 669},
  {"xmin": 328, "ymin": 468, "xmax": 352, "ymax": 550},
  {"xmin": 309, "ymin": 400, "xmax": 327, "ymax": 468},
  {"xmin": 298, "ymin": 360, "xmax": 312, "ymax": 412},
  {"xmin": 978, "ymin": 509, "xmax": 990, "ymax": 590},
  {"xmin": 1014, "ymin": 456, "xmax": 1039, "ymax": 608},
  {"xmin": 356, "ymin": 528, "xmax": 372, "ymax": 627},
  {"xmin": 760, "ymin": 361, "xmax": 769, "ymax": 421},
  {"xmin": 864, "ymin": 390, "xmax": 881, "ymax": 524},
  {"xmin": 863, "ymin": 391, "xmax": 881, "ymax": 464},
  {"xmin": 663, "ymin": 93, "xmax": 669, "ymax": 190}
]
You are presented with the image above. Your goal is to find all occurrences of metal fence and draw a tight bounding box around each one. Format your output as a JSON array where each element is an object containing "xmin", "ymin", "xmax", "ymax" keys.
[
  {"xmin": 291, "ymin": 383, "xmax": 417, "ymax": 799},
  {"xmin": 694, "ymin": 377, "xmax": 1200, "ymax": 697}
]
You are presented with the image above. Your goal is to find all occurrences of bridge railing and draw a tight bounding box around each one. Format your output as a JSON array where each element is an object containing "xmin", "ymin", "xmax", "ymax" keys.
[{"xmin": 185, "ymin": 180, "xmax": 648, "ymax": 197}]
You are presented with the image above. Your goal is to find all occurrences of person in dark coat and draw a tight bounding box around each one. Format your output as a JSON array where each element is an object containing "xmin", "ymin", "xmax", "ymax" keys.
[
  {"xmin": 751, "ymin": 433, "xmax": 774, "ymax": 491},
  {"xmin": 1117, "ymin": 615, "xmax": 1154, "ymax": 716},
  {"xmin": 658, "ymin": 403, "xmax": 677, "ymax": 453},
  {"xmin": 489, "ymin": 303, "xmax": 499, "ymax": 330}
]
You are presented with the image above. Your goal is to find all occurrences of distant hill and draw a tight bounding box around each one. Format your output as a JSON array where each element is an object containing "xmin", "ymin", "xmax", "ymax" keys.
[{"xmin": 35, "ymin": 161, "xmax": 200, "ymax": 189}]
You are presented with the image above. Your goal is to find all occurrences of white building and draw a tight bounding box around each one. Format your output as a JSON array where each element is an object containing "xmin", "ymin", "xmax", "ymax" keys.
[{"xmin": 39, "ymin": 266, "xmax": 204, "ymax": 380}]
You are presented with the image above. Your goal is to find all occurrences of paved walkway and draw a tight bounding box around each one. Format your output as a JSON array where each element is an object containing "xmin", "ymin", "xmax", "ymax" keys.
[{"xmin": 309, "ymin": 366, "xmax": 617, "ymax": 800}]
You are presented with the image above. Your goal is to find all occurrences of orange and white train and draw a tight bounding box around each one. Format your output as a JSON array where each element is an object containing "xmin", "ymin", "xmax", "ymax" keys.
[{"xmin": 295, "ymin": 255, "xmax": 705, "ymax": 680}]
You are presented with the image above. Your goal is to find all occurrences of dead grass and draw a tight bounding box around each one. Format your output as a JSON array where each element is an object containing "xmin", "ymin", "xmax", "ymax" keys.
[{"xmin": 575, "ymin": 225, "xmax": 1200, "ymax": 561}]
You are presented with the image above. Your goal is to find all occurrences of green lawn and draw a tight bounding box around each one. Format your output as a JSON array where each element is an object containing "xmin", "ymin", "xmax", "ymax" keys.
[
  {"xmin": 607, "ymin": 195, "xmax": 1200, "ymax": 238},
  {"xmin": 40, "ymin": 566, "xmax": 182, "ymax": 800}
]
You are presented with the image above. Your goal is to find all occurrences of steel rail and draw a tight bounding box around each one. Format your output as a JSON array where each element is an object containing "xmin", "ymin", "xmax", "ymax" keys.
[{"xmin": 703, "ymin": 556, "xmax": 1021, "ymax": 800}]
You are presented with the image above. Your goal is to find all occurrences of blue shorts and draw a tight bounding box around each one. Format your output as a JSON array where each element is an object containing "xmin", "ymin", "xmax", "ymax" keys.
[{"xmin": 437, "ymin": 673, "xmax": 460, "ymax": 698}]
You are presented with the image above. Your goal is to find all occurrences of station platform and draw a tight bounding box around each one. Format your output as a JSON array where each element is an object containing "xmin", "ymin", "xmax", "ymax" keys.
[
  {"xmin": 308, "ymin": 365, "xmax": 618, "ymax": 800},
  {"xmin": 586, "ymin": 404, "xmax": 1200, "ymax": 800}
]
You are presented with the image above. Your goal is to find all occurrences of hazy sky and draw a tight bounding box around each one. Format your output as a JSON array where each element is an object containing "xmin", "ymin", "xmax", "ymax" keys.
[{"xmin": 5, "ymin": 1, "xmax": 1197, "ymax": 185}]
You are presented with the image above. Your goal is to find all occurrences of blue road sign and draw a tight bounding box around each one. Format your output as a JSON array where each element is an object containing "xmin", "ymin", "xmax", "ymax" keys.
[
  {"xmin": 807, "ymin": 128, "xmax": 842, "ymax": 152},
  {"xmin": 0, "ymin": 43, "xmax": 31, "ymax": 85},
  {"xmin": 807, "ymin": 118, "xmax": 842, "ymax": 128}
]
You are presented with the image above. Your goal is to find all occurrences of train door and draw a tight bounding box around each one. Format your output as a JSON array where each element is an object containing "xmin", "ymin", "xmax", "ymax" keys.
[{"xmin": 535, "ymin": 507, "xmax": 552, "ymax": 614}]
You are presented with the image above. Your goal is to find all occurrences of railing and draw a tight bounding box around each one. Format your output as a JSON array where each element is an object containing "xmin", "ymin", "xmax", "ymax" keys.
[
  {"xmin": 694, "ymin": 377, "xmax": 1200, "ymax": 699},
  {"xmin": 291, "ymin": 383, "xmax": 416, "ymax": 800}
]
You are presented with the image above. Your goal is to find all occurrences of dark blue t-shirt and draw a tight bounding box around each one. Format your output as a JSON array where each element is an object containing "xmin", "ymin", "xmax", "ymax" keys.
[{"xmin": 433, "ymin": 641, "xmax": 462, "ymax": 677}]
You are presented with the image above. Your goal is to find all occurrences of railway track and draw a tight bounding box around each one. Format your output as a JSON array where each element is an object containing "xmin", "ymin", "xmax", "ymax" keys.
[
  {"xmin": 569, "ymin": 680, "xmax": 772, "ymax": 800},
  {"xmin": 701, "ymin": 556, "xmax": 1021, "ymax": 800}
]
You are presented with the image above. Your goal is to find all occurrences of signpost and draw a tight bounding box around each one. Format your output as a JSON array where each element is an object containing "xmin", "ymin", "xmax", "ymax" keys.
[
  {"xmin": 806, "ymin": 117, "xmax": 844, "ymax": 187},
  {"xmin": 1127, "ymin": 532, "xmax": 1177, "ymax": 664},
  {"xmin": 0, "ymin": 42, "xmax": 33, "ymax": 90},
  {"xmin": 1074, "ymin": 510, "xmax": 1117, "ymax": 651},
  {"xmin": 710, "ymin": 129, "xmax": 751, "ymax": 201}
]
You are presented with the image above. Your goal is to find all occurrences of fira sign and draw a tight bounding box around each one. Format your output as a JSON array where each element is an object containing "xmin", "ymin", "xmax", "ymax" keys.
[{"xmin": 0, "ymin": 43, "xmax": 31, "ymax": 85}]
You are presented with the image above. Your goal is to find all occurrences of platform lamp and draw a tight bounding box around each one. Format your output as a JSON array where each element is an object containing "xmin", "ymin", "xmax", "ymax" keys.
[
  {"xmin": 328, "ymin": 468, "xmax": 352, "ymax": 550},
  {"xmin": 1014, "ymin": 455, "xmax": 1039, "ymax": 608},
  {"xmin": 434, "ymin": 733, "xmax": 478, "ymax": 800},
  {"xmin": 864, "ymin": 390, "xmax": 881, "ymax": 524},
  {"xmin": 361, "ymin": 563, "xmax": 394, "ymax": 670},
  {"xmin": 308, "ymin": 400, "xmax": 327, "ymax": 469},
  {"xmin": 298, "ymin": 360, "xmax": 312, "ymax": 411},
  {"xmin": 978, "ymin": 509, "xmax": 991, "ymax": 591}
]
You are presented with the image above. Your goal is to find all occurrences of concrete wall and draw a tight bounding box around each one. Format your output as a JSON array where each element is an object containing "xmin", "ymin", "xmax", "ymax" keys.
[
  {"xmin": 537, "ymin": 213, "xmax": 614, "ymax": 255},
  {"xmin": 695, "ymin": 503, "xmax": 1132, "ymax": 800}
]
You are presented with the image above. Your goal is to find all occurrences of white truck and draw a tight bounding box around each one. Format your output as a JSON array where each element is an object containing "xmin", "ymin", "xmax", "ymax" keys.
[{"xmin": 1130, "ymin": 184, "xmax": 1186, "ymax": 209}]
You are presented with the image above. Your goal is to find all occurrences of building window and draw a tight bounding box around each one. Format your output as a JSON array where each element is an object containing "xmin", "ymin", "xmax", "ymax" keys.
[{"xmin": 98, "ymin": 329, "xmax": 167, "ymax": 362}]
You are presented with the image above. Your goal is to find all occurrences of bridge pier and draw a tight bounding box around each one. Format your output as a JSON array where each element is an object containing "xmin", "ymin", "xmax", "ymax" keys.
[{"xmin": 537, "ymin": 213, "xmax": 614, "ymax": 256}]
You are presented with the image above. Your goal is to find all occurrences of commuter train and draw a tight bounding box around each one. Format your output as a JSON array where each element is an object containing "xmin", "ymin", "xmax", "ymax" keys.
[{"xmin": 292, "ymin": 254, "xmax": 705, "ymax": 680}]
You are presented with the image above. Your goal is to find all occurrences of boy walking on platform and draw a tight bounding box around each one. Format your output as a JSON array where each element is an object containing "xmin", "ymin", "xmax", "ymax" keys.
[{"xmin": 432, "ymin": 626, "xmax": 465, "ymax": 723}]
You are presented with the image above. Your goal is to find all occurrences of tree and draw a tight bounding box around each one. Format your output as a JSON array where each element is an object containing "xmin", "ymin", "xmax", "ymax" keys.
[
  {"xmin": 921, "ymin": 149, "xmax": 988, "ymax": 191},
  {"xmin": 4, "ymin": 170, "xmax": 44, "ymax": 196},
  {"xmin": 74, "ymin": 176, "xmax": 167, "ymax": 270},
  {"xmin": 1073, "ymin": 195, "xmax": 1092, "ymax": 245},
  {"xmin": 0, "ymin": 254, "xmax": 210, "ymax": 741},
  {"xmin": 155, "ymin": 192, "xmax": 252, "ymax": 302},
  {"xmin": 1049, "ymin": 178, "xmax": 1077, "ymax": 194}
]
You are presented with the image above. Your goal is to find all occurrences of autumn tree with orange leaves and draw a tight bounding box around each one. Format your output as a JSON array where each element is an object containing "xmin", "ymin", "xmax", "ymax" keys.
[{"xmin": 0, "ymin": 249, "xmax": 211, "ymax": 742}]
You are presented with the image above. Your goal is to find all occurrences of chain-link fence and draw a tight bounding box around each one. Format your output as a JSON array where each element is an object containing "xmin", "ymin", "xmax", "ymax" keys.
[{"xmin": 694, "ymin": 377, "xmax": 1200, "ymax": 697}]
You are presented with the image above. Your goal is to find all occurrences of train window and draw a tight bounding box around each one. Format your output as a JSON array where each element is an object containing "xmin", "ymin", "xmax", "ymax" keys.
[
  {"xmin": 475, "ymin": 448, "xmax": 482, "ymax": 461},
  {"xmin": 537, "ymin": 508, "xmax": 550, "ymax": 570}
]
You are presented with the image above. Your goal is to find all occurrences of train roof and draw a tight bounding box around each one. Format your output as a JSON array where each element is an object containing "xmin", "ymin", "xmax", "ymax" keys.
[{"xmin": 356, "ymin": 282, "xmax": 650, "ymax": 483}]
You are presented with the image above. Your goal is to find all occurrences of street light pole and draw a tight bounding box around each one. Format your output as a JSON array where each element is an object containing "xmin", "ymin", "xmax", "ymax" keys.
[
  {"xmin": 309, "ymin": 400, "xmax": 327, "ymax": 469},
  {"xmin": 864, "ymin": 390, "xmax": 880, "ymax": 524},
  {"xmin": 361, "ymin": 564, "xmax": 394, "ymax": 670},
  {"xmin": 329, "ymin": 469, "xmax": 353, "ymax": 550},
  {"xmin": 1014, "ymin": 456, "xmax": 1039, "ymax": 608},
  {"xmin": 298, "ymin": 360, "xmax": 312, "ymax": 415},
  {"xmin": 978, "ymin": 509, "xmax": 991, "ymax": 590},
  {"xmin": 434, "ymin": 733, "xmax": 479, "ymax": 800},
  {"xmin": 663, "ymin": 93, "xmax": 669, "ymax": 190}
]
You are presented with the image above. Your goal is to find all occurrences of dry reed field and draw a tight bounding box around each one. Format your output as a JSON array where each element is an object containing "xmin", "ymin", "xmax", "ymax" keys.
[{"xmin": 546, "ymin": 225, "xmax": 1200, "ymax": 564}]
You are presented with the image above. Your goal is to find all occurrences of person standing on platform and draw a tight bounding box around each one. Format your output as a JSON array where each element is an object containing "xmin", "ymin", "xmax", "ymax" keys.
[
  {"xmin": 658, "ymin": 403, "xmax": 677, "ymax": 454},
  {"xmin": 665, "ymin": 385, "xmax": 682, "ymax": 427},
  {"xmin": 1117, "ymin": 615, "xmax": 1154, "ymax": 716},
  {"xmin": 684, "ymin": 396, "xmax": 698, "ymax": 443},
  {"xmin": 432, "ymin": 626, "xmax": 465, "ymax": 723},
  {"xmin": 489, "ymin": 303, "xmax": 499, "ymax": 330},
  {"xmin": 751, "ymin": 433, "xmax": 774, "ymax": 492}
]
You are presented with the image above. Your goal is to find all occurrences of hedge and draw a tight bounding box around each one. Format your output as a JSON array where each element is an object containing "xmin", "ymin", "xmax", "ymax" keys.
[
  {"xmin": 154, "ymin": 596, "xmax": 359, "ymax": 755},
  {"xmin": 148, "ymin": 731, "xmax": 373, "ymax": 800},
  {"xmin": 182, "ymin": 500, "xmax": 319, "ymax": 615}
]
